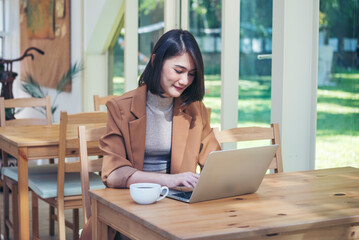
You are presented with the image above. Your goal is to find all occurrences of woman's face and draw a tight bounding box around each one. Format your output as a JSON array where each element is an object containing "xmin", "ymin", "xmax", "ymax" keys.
[{"xmin": 159, "ymin": 52, "xmax": 196, "ymax": 98}]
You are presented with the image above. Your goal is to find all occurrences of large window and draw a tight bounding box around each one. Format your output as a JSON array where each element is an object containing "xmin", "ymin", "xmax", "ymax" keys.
[
  {"xmin": 108, "ymin": 0, "xmax": 272, "ymax": 132},
  {"xmin": 109, "ymin": 0, "xmax": 164, "ymax": 95},
  {"xmin": 316, "ymin": 0, "xmax": 359, "ymax": 168},
  {"xmin": 109, "ymin": 30, "xmax": 125, "ymax": 95},
  {"xmin": 189, "ymin": 0, "xmax": 272, "ymax": 130},
  {"xmin": 238, "ymin": 0, "xmax": 272, "ymax": 128},
  {"xmin": 189, "ymin": 0, "xmax": 222, "ymax": 127},
  {"xmin": 138, "ymin": 0, "xmax": 164, "ymax": 74}
]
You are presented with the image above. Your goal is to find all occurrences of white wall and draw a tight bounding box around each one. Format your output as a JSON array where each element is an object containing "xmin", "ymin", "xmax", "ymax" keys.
[
  {"xmin": 83, "ymin": 0, "xmax": 124, "ymax": 111},
  {"xmin": 83, "ymin": 53, "xmax": 108, "ymax": 112},
  {"xmin": 8, "ymin": 0, "xmax": 82, "ymax": 123},
  {"xmin": 6, "ymin": 0, "xmax": 20, "ymax": 97},
  {"xmin": 8, "ymin": 0, "xmax": 125, "ymax": 118},
  {"xmin": 84, "ymin": 0, "xmax": 107, "ymax": 52},
  {"xmin": 55, "ymin": 0, "xmax": 83, "ymax": 119}
]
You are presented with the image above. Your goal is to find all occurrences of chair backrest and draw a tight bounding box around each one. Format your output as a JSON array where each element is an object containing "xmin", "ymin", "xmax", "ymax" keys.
[
  {"xmin": 57, "ymin": 111, "xmax": 107, "ymax": 213},
  {"xmin": 78, "ymin": 125, "xmax": 106, "ymax": 224},
  {"xmin": 0, "ymin": 96, "xmax": 52, "ymax": 126},
  {"xmin": 213, "ymin": 123, "xmax": 283, "ymax": 173},
  {"xmin": 93, "ymin": 94, "xmax": 118, "ymax": 111}
]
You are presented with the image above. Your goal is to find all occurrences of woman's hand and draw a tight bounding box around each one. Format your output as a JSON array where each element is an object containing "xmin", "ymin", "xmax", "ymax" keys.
[
  {"xmin": 164, "ymin": 172, "xmax": 200, "ymax": 189},
  {"xmin": 126, "ymin": 170, "xmax": 200, "ymax": 189}
]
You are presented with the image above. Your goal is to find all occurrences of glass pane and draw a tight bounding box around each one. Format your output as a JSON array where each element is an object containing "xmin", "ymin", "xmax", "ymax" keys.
[
  {"xmin": 316, "ymin": 0, "xmax": 359, "ymax": 168},
  {"xmin": 237, "ymin": 0, "xmax": 273, "ymax": 147},
  {"xmin": 111, "ymin": 0, "xmax": 164, "ymax": 96},
  {"xmin": 239, "ymin": 0, "xmax": 272, "ymax": 127},
  {"xmin": 138, "ymin": 0, "xmax": 164, "ymax": 74},
  {"xmin": 189, "ymin": 0, "xmax": 222, "ymax": 127},
  {"xmin": 111, "ymin": 30, "xmax": 125, "ymax": 95}
]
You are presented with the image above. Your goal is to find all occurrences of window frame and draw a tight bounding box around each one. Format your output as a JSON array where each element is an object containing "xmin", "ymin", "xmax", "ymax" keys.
[{"xmin": 0, "ymin": 0, "xmax": 5, "ymax": 58}]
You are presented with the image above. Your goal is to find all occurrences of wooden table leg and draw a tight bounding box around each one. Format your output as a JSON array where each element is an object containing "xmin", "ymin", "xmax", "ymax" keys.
[
  {"xmin": 18, "ymin": 147, "xmax": 30, "ymax": 240},
  {"xmin": 2, "ymin": 151, "xmax": 10, "ymax": 239},
  {"xmin": 92, "ymin": 200, "xmax": 109, "ymax": 240},
  {"xmin": 100, "ymin": 221, "xmax": 108, "ymax": 240},
  {"xmin": 92, "ymin": 200, "xmax": 98, "ymax": 239}
]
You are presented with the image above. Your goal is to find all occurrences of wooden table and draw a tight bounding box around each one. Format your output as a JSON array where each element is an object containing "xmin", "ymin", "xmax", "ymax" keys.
[
  {"xmin": 0, "ymin": 124, "xmax": 86, "ymax": 240},
  {"xmin": 89, "ymin": 167, "xmax": 359, "ymax": 240}
]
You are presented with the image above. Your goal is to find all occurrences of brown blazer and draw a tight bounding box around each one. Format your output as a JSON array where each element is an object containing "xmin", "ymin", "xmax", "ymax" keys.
[{"xmin": 100, "ymin": 84, "xmax": 221, "ymax": 187}]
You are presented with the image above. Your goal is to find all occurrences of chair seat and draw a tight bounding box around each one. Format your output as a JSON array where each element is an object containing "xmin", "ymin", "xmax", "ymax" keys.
[
  {"xmin": 2, "ymin": 164, "xmax": 58, "ymax": 180},
  {"xmin": 2, "ymin": 164, "xmax": 105, "ymax": 199}
]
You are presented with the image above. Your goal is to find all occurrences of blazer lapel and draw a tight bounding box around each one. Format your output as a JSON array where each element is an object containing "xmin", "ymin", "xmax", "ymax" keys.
[
  {"xmin": 129, "ymin": 85, "xmax": 147, "ymax": 170},
  {"xmin": 171, "ymin": 98, "xmax": 192, "ymax": 173}
]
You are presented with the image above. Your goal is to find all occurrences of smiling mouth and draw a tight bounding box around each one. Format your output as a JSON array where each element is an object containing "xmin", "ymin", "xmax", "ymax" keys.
[{"xmin": 174, "ymin": 86, "xmax": 184, "ymax": 91}]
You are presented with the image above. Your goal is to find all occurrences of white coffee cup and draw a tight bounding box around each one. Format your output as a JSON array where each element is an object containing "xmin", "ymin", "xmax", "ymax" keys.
[{"xmin": 130, "ymin": 183, "xmax": 169, "ymax": 205}]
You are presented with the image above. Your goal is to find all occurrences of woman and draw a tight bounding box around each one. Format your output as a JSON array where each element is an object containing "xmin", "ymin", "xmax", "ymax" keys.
[
  {"xmin": 101, "ymin": 29, "xmax": 220, "ymax": 189},
  {"xmin": 81, "ymin": 29, "xmax": 220, "ymax": 239}
]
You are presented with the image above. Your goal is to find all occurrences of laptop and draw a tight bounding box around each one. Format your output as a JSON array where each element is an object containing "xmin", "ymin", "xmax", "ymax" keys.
[{"xmin": 165, "ymin": 144, "xmax": 279, "ymax": 203}]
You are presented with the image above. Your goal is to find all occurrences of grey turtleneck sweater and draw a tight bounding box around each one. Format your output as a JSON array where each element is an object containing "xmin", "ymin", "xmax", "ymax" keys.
[{"xmin": 143, "ymin": 91, "xmax": 174, "ymax": 173}]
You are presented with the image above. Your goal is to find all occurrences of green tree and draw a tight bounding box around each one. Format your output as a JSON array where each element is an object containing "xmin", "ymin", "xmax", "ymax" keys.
[
  {"xmin": 240, "ymin": 0, "xmax": 273, "ymax": 38},
  {"xmin": 320, "ymin": 0, "xmax": 359, "ymax": 40},
  {"xmin": 190, "ymin": 0, "xmax": 222, "ymax": 35}
]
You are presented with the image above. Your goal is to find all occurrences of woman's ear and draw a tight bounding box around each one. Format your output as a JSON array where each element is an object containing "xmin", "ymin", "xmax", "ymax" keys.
[{"xmin": 151, "ymin": 54, "xmax": 156, "ymax": 66}]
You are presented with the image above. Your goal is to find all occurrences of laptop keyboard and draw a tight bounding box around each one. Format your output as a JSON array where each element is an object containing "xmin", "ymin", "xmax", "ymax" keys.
[{"xmin": 173, "ymin": 191, "xmax": 193, "ymax": 200}]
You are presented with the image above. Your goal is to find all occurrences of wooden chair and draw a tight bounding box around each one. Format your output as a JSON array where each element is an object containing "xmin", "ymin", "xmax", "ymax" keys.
[
  {"xmin": 213, "ymin": 123, "xmax": 283, "ymax": 173},
  {"xmin": 30, "ymin": 111, "xmax": 107, "ymax": 240},
  {"xmin": 0, "ymin": 96, "xmax": 52, "ymax": 127},
  {"xmin": 78, "ymin": 126, "xmax": 106, "ymax": 224},
  {"xmin": 78, "ymin": 125, "xmax": 120, "ymax": 240},
  {"xmin": 0, "ymin": 96, "xmax": 52, "ymax": 240},
  {"xmin": 93, "ymin": 94, "xmax": 117, "ymax": 111}
]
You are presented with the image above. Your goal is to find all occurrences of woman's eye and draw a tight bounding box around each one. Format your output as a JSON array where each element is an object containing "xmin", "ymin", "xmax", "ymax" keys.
[
  {"xmin": 174, "ymin": 69, "xmax": 183, "ymax": 74},
  {"xmin": 189, "ymin": 72, "xmax": 196, "ymax": 77}
]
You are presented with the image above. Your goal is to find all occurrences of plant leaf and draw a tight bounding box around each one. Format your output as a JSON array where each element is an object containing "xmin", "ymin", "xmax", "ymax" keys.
[
  {"xmin": 56, "ymin": 62, "xmax": 84, "ymax": 93},
  {"xmin": 51, "ymin": 106, "xmax": 58, "ymax": 115},
  {"xmin": 21, "ymin": 74, "xmax": 46, "ymax": 98},
  {"xmin": 19, "ymin": 62, "xmax": 83, "ymax": 119}
]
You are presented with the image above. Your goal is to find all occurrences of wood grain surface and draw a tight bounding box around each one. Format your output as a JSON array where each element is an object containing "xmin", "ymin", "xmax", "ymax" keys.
[{"xmin": 90, "ymin": 167, "xmax": 359, "ymax": 240}]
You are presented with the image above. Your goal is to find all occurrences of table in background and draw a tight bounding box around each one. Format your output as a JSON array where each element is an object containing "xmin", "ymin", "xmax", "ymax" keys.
[
  {"xmin": 89, "ymin": 167, "xmax": 359, "ymax": 240},
  {"xmin": 0, "ymin": 124, "xmax": 101, "ymax": 240}
]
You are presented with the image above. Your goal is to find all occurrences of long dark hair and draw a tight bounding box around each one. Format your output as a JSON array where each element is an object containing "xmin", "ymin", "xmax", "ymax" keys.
[{"xmin": 138, "ymin": 29, "xmax": 205, "ymax": 105}]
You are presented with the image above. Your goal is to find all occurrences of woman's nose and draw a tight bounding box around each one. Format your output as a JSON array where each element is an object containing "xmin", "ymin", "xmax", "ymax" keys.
[{"xmin": 179, "ymin": 75, "xmax": 189, "ymax": 86}]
